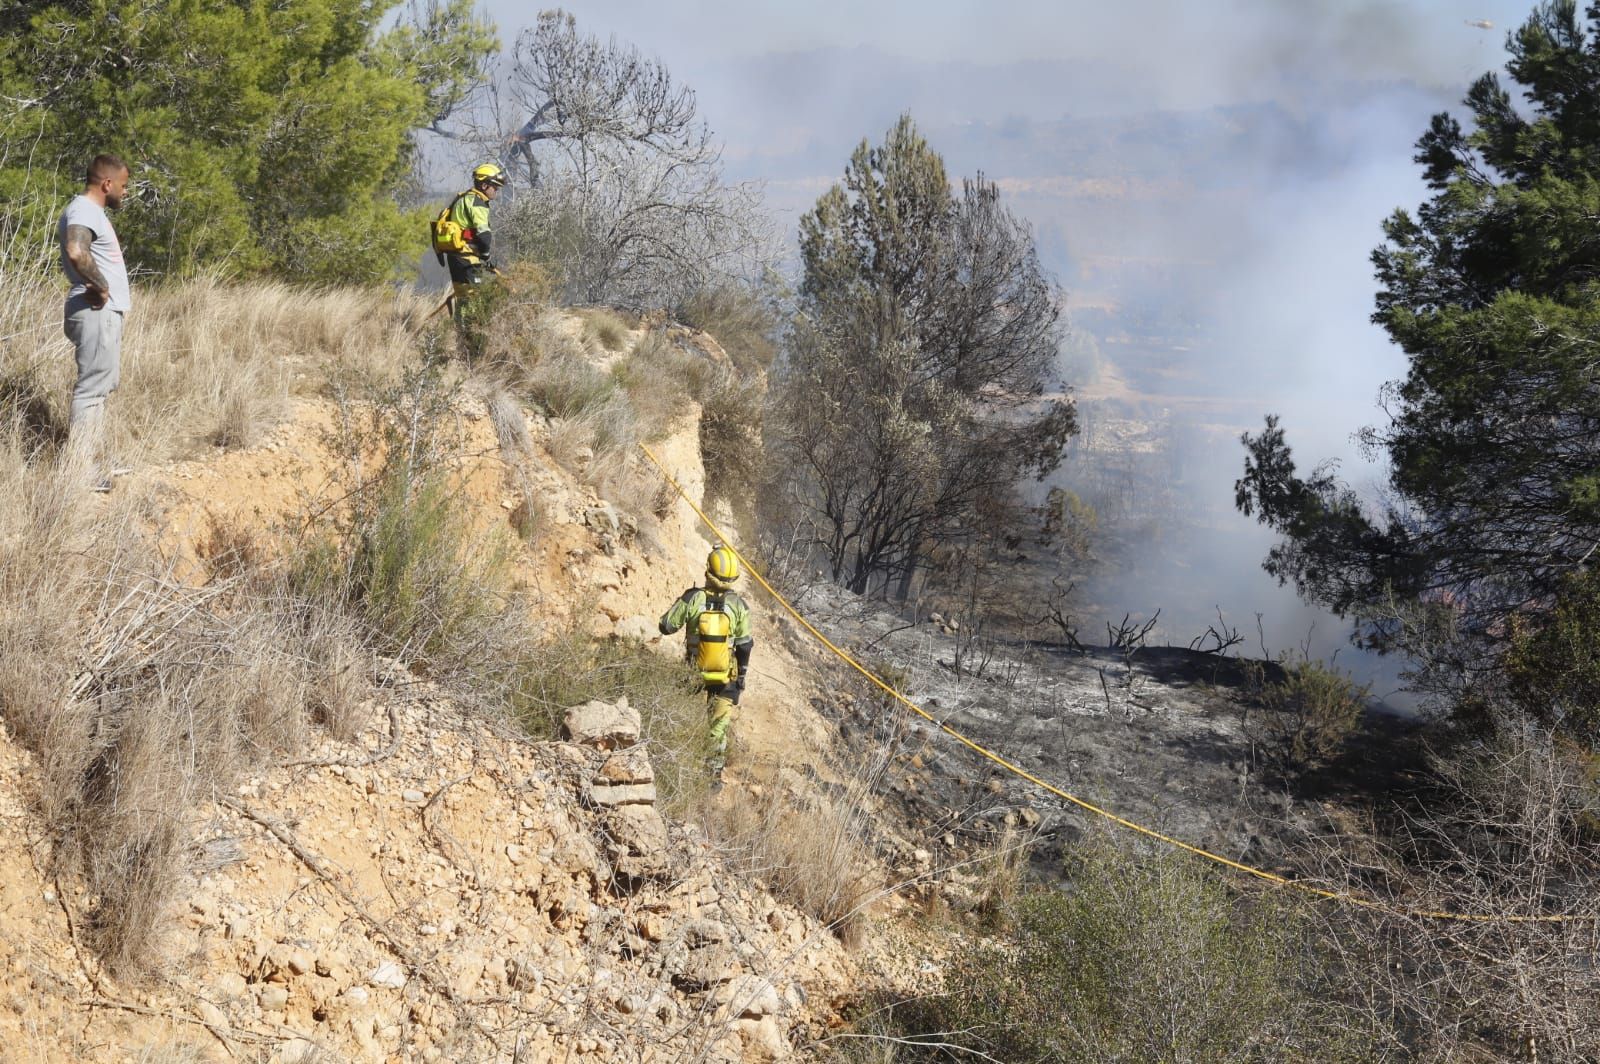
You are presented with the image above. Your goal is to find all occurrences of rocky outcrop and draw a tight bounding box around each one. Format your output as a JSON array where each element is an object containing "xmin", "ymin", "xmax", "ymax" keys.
[
  {"xmin": 565, "ymin": 696, "xmax": 642, "ymax": 751},
  {"xmin": 0, "ymin": 688, "xmax": 856, "ymax": 1062}
]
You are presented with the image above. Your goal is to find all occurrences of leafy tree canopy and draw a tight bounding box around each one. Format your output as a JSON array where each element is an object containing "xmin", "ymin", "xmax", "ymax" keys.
[
  {"xmin": 0, "ymin": 0, "xmax": 495, "ymax": 283},
  {"xmin": 1237, "ymin": 1, "xmax": 1600, "ymax": 685}
]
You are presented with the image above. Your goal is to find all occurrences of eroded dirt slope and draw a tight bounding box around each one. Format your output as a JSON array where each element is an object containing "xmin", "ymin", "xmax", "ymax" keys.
[{"xmin": 0, "ymin": 327, "xmax": 870, "ymax": 1062}]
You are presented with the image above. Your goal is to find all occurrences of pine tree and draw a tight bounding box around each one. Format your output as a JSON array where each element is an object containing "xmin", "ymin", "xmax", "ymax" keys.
[
  {"xmin": 776, "ymin": 116, "xmax": 1075, "ymax": 595},
  {"xmin": 0, "ymin": 0, "xmax": 495, "ymax": 282},
  {"xmin": 1236, "ymin": 1, "xmax": 1600, "ymax": 690}
]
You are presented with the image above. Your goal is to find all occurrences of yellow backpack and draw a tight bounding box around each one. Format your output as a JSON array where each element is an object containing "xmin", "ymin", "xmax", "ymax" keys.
[
  {"xmin": 695, "ymin": 594, "xmax": 735, "ymax": 684},
  {"xmin": 430, "ymin": 193, "xmax": 472, "ymax": 254}
]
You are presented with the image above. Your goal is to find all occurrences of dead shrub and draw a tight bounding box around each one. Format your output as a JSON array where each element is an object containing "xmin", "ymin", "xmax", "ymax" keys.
[
  {"xmin": 0, "ymin": 360, "xmax": 69, "ymax": 459},
  {"xmin": 198, "ymin": 513, "xmax": 267, "ymax": 580},
  {"xmin": 0, "ymin": 406, "xmax": 381, "ymax": 975},
  {"xmin": 480, "ymin": 381, "xmax": 534, "ymax": 457},
  {"xmin": 1306, "ymin": 722, "xmax": 1600, "ymax": 1060},
  {"xmin": 703, "ymin": 775, "xmax": 878, "ymax": 947},
  {"xmin": 19, "ymin": 569, "xmax": 330, "ymax": 974},
  {"xmin": 698, "ymin": 370, "xmax": 766, "ymax": 523},
  {"xmin": 613, "ymin": 333, "xmax": 695, "ymax": 438},
  {"xmin": 302, "ymin": 614, "xmax": 372, "ymax": 741},
  {"xmin": 968, "ymin": 827, "xmax": 1035, "ymax": 931}
]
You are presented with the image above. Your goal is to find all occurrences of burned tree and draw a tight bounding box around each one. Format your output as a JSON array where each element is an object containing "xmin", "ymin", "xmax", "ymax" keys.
[
  {"xmin": 499, "ymin": 10, "xmax": 705, "ymax": 187},
  {"xmin": 493, "ymin": 10, "xmax": 773, "ymax": 309},
  {"xmin": 772, "ymin": 116, "xmax": 1075, "ymax": 596}
]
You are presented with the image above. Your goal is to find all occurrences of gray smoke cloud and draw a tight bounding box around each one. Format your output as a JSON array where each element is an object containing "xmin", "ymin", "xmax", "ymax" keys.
[{"xmin": 471, "ymin": 0, "xmax": 1530, "ymax": 704}]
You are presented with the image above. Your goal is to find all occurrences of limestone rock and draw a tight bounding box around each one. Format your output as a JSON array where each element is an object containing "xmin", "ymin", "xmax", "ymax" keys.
[
  {"xmin": 733, "ymin": 1015, "xmax": 789, "ymax": 1061},
  {"xmin": 685, "ymin": 919, "xmax": 729, "ymax": 946},
  {"xmin": 595, "ymin": 748, "xmax": 654, "ymax": 786},
  {"xmin": 368, "ymin": 962, "xmax": 407, "ymax": 990},
  {"xmin": 586, "ymin": 781, "xmax": 658, "ymax": 808},
  {"xmin": 564, "ymin": 698, "xmax": 640, "ymax": 750},
  {"xmin": 672, "ymin": 943, "xmax": 741, "ymax": 991},
  {"xmin": 602, "ymin": 803, "xmax": 671, "ymax": 879},
  {"xmin": 506, "ymin": 954, "xmax": 543, "ymax": 992},
  {"xmin": 614, "ymin": 615, "xmax": 656, "ymax": 642},
  {"xmin": 716, "ymin": 974, "xmax": 782, "ymax": 1019}
]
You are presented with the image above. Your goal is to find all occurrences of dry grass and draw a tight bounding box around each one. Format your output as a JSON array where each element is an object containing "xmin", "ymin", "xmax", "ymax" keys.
[
  {"xmin": 703, "ymin": 769, "xmax": 879, "ymax": 947},
  {"xmin": 0, "ymin": 437, "xmax": 375, "ymax": 974},
  {"xmin": 617, "ymin": 330, "xmax": 765, "ymax": 520},
  {"xmin": 0, "ymin": 266, "xmax": 422, "ymax": 975},
  {"xmin": 674, "ymin": 285, "xmax": 778, "ymax": 375},
  {"xmin": 0, "ymin": 253, "xmax": 776, "ymax": 979},
  {"xmin": 579, "ymin": 307, "xmax": 633, "ymax": 353},
  {"xmin": 469, "ymin": 296, "xmax": 673, "ymax": 510},
  {"xmin": 5, "ymin": 270, "xmax": 427, "ymax": 465}
]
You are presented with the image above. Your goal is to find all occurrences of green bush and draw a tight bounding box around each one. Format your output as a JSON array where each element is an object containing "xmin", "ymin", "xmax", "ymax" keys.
[
  {"xmin": 1503, "ymin": 568, "xmax": 1600, "ymax": 746},
  {"xmin": 295, "ymin": 459, "xmax": 511, "ymax": 676},
  {"xmin": 1246, "ymin": 655, "xmax": 1368, "ymax": 774},
  {"xmin": 454, "ymin": 276, "xmax": 514, "ymax": 364},
  {"xmin": 0, "ymin": 0, "xmax": 495, "ymax": 282},
  {"xmin": 292, "ymin": 366, "xmax": 534, "ymax": 713},
  {"xmin": 867, "ymin": 840, "xmax": 1366, "ymax": 1062}
]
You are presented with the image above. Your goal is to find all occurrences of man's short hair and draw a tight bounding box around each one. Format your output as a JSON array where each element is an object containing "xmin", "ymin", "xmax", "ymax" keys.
[{"xmin": 85, "ymin": 154, "xmax": 128, "ymax": 185}]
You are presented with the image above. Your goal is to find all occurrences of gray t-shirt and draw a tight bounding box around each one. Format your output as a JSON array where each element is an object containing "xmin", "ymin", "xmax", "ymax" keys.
[{"xmin": 58, "ymin": 194, "xmax": 131, "ymax": 314}]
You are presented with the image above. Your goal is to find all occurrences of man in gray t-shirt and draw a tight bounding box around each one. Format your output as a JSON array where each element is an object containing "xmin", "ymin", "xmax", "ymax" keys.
[{"xmin": 57, "ymin": 153, "xmax": 131, "ymax": 490}]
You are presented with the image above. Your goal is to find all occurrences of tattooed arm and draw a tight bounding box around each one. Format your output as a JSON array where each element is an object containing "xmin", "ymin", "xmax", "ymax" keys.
[{"xmin": 63, "ymin": 224, "xmax": 109, "ymax": 308}]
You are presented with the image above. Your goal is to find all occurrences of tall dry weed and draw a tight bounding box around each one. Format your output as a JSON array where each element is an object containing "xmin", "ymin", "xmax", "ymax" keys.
[
  {"xmin": 0, "ymin": 395, "xmax": 379, "ymax": 973},
  {"xmin": 703, "ymin": 764, "xmax": 881, "ymax": 947},
  {"xmin": 4, "ymin": 273, "xmax": 426, "ymax": 465}
]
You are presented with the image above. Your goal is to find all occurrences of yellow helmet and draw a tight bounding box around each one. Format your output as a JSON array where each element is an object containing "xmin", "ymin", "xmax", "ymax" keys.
[
  {"xmin": 472, "ymin": 162, "xmax": 507, "ymax": 187},
  {"xmin": 705, "ymin": 546, "xmax": 740, "ymax": 590}
]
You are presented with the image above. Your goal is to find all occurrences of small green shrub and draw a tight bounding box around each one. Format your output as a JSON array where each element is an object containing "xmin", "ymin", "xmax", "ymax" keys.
[
  {"xmin": 454, "ymin": 275, "xmax": 512, "ymax": 363},
  {"xmin": 1246, "ymin": 655, "xmax": 1368, "ymax": 774},
  {"xmin": 865, "ymin": 839, "xmax": 1366, "ymax": 1062},
  {"xmin": 1503, "ymin": 568, "xmax": 1600, "ymax": 746},
  {"xmin": 294, "ymin": 366, "xmax": 538, "ymax": 722},
  {"xmin": 296, "ymin": 462, "xmax": 512, "ymax": 674}
]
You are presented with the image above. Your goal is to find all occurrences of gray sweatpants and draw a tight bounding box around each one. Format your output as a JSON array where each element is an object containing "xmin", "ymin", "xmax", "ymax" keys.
[{"xmin": 63, "ymin": 302, "xmax": 123, "ymax": 447}]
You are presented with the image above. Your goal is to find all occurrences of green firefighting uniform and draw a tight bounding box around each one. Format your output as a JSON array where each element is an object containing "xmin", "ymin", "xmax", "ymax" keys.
[
  {"xmin": 438, "ymin": 188, "xmax": 493, "ymax": 319},
  {"xmin": 659, "ymin": 587, "xmax": 753, "ymax": 772}
]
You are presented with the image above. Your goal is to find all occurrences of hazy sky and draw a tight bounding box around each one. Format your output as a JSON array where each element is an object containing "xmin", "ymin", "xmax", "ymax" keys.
[
  {"xmin": 463, "ymin": 1, "xmax": 1540, "ymax": 671},
  {"xmin": 479, "ymin": 1, "xmax": 1529, "ymax": 116},
  {"xmin": 481, "ymin": 1, "xmax": 1526, "ymax": 71}
]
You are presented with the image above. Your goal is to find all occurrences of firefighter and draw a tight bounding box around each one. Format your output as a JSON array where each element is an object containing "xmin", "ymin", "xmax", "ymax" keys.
[
  {"xmin": 431, "ymin": 163, "xmax": 507, "ymax": 325},
  {"xmin": 659, "ymin": 547, "xmax": 753, "ymax": 788}
]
